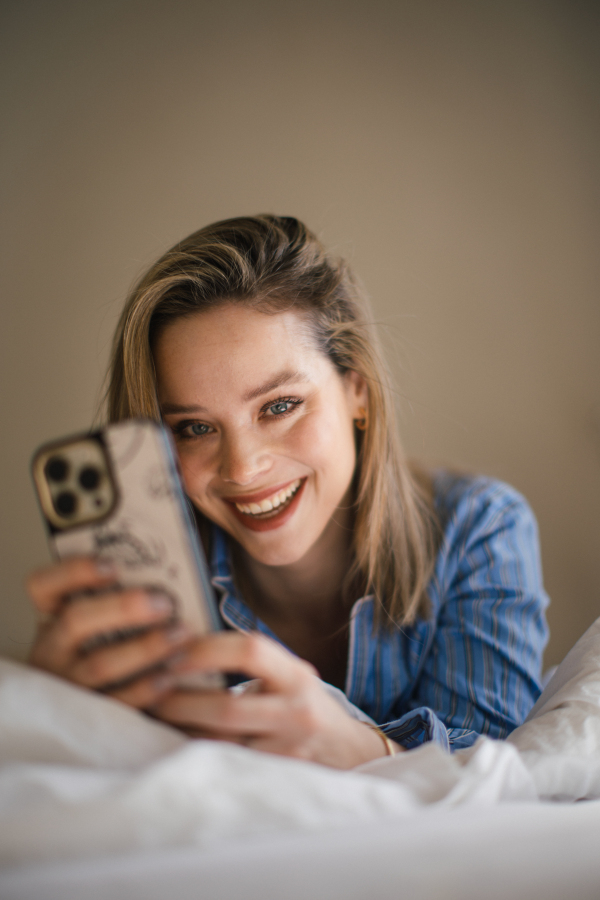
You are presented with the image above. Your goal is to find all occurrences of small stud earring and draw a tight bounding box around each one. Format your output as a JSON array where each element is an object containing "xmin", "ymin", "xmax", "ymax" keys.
[{"xmin": 355, "ymin": 407, "xmax": 368, "ymax": 431}]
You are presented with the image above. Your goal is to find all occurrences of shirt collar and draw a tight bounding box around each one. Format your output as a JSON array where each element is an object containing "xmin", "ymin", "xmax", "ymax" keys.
[
  {"xmin": 209, "ymin": 524, "xmax": 280, "ymax": 639},
  {"xmin": 208, "ymin": 523, "xmax": 375, "ymax": 644},
  {"xmin": 208, "ymin": 524, "xmax": 380, "ymax": 701}
]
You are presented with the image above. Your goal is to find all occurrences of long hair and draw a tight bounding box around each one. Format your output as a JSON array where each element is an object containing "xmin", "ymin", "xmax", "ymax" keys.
[{"xmin": 105, "ymin": 215, "xmax": 439, "ymax": 626}]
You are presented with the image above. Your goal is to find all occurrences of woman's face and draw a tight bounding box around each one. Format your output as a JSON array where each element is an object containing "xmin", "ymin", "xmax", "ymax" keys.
[{"xmin": 154, "ymin": 304, "xmax": 367, "ymax": 568}]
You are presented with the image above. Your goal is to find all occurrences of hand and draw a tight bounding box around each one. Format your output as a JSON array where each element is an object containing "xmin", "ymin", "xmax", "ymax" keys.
[
  {"xmin": 26, "ymin": 557, "xmax": 192, "ymax": 705},
  {"xmin": 152, "ymin": 631, "xmax": 403, "ymax": 769}
]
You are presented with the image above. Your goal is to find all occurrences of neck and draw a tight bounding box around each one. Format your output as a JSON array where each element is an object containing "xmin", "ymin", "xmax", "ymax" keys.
[{"xmin": 235, "ymin": 505, "xmax": 355, "ymax": 632}]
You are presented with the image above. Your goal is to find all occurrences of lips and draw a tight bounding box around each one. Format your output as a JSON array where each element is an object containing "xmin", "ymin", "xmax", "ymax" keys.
[
  {"xmin": 225, "ymin": 478, "xmax": 307, "ymax": 532},
  {"xmin": 233, "ymin": 479, "xmax": 302, "ymax": 515}
]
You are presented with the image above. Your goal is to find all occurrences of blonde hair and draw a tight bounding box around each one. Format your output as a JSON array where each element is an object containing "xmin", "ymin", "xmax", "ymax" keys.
[{"xmin": 105, "ymin": 215, "xmax": 439, "ymax": 626}]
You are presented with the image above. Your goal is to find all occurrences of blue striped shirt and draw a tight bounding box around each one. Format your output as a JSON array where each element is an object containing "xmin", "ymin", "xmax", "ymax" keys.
[{"xmin": 209, "ymin": 471, "xmax": 550, "ymax": 751}]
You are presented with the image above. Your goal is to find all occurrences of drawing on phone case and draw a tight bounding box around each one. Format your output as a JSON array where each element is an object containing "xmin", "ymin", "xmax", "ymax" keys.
[{"xmin": 32, "ymin": 419, "xmax": 223, "ymax": 689}]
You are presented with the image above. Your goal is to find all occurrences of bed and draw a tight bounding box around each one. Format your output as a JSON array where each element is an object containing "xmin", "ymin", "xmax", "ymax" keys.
[{"xmin": 1, "ymin": 617, "xmax": 600, "ymax": 900}]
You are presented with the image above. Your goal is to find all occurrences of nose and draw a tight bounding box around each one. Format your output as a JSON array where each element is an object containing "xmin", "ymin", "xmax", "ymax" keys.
[{"xmin": 219, "ymin": 430, "xmax": 273, "ymax": 486}]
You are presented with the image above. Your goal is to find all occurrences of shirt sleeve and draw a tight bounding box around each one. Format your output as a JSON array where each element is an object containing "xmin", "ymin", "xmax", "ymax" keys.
[{"xmin": 381, "ymin": 479, "xmax": 550, "ymax": 752}]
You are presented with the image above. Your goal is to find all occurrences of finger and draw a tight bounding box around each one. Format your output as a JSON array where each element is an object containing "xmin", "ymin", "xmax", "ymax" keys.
[
  {"xmin": 26, "ymin": 557, "xmax": 117, "ymax": 615},
  {"xmin": 108, "ymin": 671, "xmax": 178, "ymax": 709},
  {"xmin": 52, "ymin": 588, "xmax": 175, "ymax": 657},
  {"xmin": 30, "ymin": 588, "xmax": 175, "ymax": 674},
  {"xmin": 171, "ymin": 632, "xmax": 317, "ymax": 693},
  {"xmin": 69, "ymin": 623, "xmax": 193, "ymax": 689},
  {"xmin": 178, "ymin": 728, "xmax": 249, "ymax": 745},
  {"xmin": 153, "ymin": 689, "xmax": 287, "ymax": 734}
]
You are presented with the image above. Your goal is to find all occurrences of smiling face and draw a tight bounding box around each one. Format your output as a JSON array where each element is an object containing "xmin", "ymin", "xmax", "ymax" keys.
[{"xmin": 154, "ymin": 304, "xmax": 367, "ymax": 569}]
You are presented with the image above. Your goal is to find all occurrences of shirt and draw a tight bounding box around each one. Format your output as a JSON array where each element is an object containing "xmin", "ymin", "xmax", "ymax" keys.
[{"xmin": 209, "ymin": 471, "xmax": 550, "ymax": 752}]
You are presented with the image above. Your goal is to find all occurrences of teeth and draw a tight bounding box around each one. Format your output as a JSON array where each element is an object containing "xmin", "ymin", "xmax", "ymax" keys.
[{"xmin": 235, "ymin": 479, "xmax": 302, "ymax": 516}]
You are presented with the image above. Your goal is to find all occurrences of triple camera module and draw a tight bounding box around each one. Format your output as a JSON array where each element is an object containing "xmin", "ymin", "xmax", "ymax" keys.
[
  {"xmin": 44, "ymin": 455, "xmax": 103, "ymax": 517},
  {"xmin": 33, "ymin": 436, "xmax": 117, "ymax": 530}
]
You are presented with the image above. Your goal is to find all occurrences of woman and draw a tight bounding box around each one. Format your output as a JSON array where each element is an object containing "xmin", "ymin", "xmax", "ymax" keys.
[{"xmin": 27, "ymin": 215, "xmax": 549, "ymax": 768}]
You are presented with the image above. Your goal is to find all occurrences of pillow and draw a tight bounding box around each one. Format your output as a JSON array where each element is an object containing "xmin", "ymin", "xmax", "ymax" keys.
[{"xmin": 507, "ymin": 615, "xmax": 600, "ymax": 801}]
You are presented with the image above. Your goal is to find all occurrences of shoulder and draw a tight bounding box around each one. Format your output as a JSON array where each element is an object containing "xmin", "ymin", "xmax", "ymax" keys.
[
  {"xmin": 432, "ymin": 469, "xmax": 539, "ymax": 544},
  {"xmin": 429, "ymin": 469, "xmax": 545, "ymax": 597}
]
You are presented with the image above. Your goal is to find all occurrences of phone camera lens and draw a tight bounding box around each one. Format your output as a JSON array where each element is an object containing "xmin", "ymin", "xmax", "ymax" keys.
[
  {"xmin": 54, "ymin": 491, "xmax": 77, "ymax": 516},
  {"xmin": 45, "ymin": 456, "xmax": 69, "ymax": 483},
  {"xmin": 79, "ymin": 466, "xmax": 101, "ymax": 491}
]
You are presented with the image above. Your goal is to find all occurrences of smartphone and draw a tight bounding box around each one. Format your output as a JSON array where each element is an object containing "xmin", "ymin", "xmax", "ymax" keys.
[{"xmin": 31, "ymin": 418, "xmax": 223, "ymax": 689}]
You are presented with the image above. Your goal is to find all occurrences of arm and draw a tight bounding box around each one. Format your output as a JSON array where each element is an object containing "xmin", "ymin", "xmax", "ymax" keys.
[
  {"xmin": 26, "ymin": 558, "xmax": 399, "ymax": 768},
  {"xmin": 382, "ymin": 478, "xmax": 550, "ymax": 750},
  {"xmin": 153, "ymin": 632, "xmax": 402, "ymax": 767}
]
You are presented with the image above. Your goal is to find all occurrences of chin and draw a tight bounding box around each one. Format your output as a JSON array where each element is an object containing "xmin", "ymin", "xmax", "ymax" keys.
[{"xmin": 237, "ymin": 530, "xmax": 316, "ymax": 568}]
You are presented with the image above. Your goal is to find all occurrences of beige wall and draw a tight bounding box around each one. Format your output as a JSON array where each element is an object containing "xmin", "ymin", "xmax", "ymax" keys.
[{"xmin": 1, "ymin": 0, "xmax": 598, "ymax": 668}]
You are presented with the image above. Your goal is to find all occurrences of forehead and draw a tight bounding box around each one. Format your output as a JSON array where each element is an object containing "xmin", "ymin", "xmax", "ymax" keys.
[
  {"xmin": 153, "ymin": 304, "xmax": 331, "ymax": 399},
  {"xmin": 155, "ymin": 304, "xmax": 318, "ymax": 360}
]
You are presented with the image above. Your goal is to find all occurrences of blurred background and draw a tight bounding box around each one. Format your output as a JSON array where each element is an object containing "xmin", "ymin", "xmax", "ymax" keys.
[{"xmin": 1, "ymin": 0, "xmax": 598, "ymax": 669}]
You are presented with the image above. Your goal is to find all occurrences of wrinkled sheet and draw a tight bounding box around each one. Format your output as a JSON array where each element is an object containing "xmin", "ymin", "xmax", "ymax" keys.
[
  {"xmin": 0, "ymin": 657, "xmax": 554, "ymax": 870},
  {"xmin": 507, "ymin": 615, "xmax": 600, "ymax": 800},
  {"xmin": 2, "ymin": 654, "xmax": 600, "ymax": 900}
]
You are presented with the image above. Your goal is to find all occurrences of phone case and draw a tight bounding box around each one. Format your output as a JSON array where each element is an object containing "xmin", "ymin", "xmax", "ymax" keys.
[{"xmin": 31, "ymin": 419, "xmax": 223, "ymax": 688}]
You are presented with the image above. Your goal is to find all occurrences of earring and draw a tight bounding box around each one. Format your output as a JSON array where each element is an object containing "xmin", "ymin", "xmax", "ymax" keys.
[{"xmin": 355, "ymin": 407, "xmax": 368, "ymax": 431}]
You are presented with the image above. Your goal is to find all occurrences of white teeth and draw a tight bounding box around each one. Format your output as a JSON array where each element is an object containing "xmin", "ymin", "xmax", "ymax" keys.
[{"xmin": 234, "ymin": 479, "xmax": 302, "ymax": 516}]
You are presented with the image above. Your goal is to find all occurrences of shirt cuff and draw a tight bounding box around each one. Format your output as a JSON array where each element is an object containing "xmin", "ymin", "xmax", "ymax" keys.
[{"xmin": 381, "ymin": 707, "xmax": 451, "ymax": 752}]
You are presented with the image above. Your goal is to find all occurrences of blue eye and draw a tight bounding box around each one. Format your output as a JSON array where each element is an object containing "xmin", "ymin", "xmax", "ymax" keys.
[
  {"xmin": 170, "ymin": 419, "xmax": 214, "ymax": 441},
  {"xmin": 269, "ymin": 402, "xmax": 291, "ymax": 415},
  {"xmin": 189, "ymin": 423, "xmax": 211, "ymax": 436},
  {"xmin": 261, "ymin": 397, "xmax": 303, "ymax": 419}
]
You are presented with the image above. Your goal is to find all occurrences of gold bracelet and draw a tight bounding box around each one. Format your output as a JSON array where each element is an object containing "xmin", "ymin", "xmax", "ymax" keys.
[{"xmin": 368, "ymin": 724, "xmax": 398, "ymax": 757}]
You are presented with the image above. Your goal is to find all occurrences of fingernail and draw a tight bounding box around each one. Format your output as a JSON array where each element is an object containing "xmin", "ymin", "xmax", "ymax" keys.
[
  {"xmin": 147, "ymin": 593, "xmax": 173, "ymax": 615},
  {"xmin": 95, "ymin": 558, "xmax": 117, "ymax": 577},
  {"xmin": 166, "ymin": 624, "xmax": 190, "ymax": 644},
  {"xmin": 152, "ymin": 672, "xmax": 175, "ymax": 692}
]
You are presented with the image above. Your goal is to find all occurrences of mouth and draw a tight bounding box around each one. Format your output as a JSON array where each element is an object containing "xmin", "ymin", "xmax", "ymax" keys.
[{"xmin": 225, "ymin": 478, "xmax": 306, "ymax": 532}]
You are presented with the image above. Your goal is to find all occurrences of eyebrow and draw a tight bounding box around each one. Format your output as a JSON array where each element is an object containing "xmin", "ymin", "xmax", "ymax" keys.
[
  {"xmin": 242, "ymin": 369, "xmax": 307, "ymax": 402},
  {"xmin": 160, "ymin": 369, "xmax": 308, "ymax": 416}
]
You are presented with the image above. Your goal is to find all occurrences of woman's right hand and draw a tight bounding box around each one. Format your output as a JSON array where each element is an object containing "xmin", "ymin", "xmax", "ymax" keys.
[{"xmin": 26, "ymin": 557, "xmax": 192, "ymax": 708}]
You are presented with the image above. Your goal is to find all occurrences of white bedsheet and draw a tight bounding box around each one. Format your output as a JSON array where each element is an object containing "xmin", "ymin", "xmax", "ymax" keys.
[
  {"xmin": 2, "ymin": 614, "xmax": 600, "ymax": 899},
  {"xmin": 0, "ymin": 658, "xmax": 539, "ymax": 868},
  {"xmin": 2, "ymin": 801, "xmax": 600, "ymax": 900}
]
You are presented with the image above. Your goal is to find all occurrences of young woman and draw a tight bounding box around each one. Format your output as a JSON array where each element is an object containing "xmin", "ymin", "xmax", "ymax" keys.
[{"xmin": 27, "ymin": 215, "xmax": 549, "ymax": 768}]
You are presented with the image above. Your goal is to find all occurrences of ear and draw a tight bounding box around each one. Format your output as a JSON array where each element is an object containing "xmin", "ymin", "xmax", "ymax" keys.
[{"xmin": 343, "ymin": 369, "xmax": 369, "ymax": 418}]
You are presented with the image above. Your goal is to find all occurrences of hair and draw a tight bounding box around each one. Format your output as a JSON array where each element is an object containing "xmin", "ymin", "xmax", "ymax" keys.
[{"xmin": 105, "ymin": 214, "xmax": 439, "ymax": 627}]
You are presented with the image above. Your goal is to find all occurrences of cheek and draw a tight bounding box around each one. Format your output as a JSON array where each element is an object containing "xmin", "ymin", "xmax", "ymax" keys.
[
  {"xmin": 176, "ymin": 450, "xmax": 212, "ymax": 502},
  {"xmin": 289, "ymin": 405, "xmax": 356, "ymax": 481}
]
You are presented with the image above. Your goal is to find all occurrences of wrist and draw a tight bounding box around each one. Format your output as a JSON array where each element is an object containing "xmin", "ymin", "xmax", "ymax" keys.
[
  {"xmin": 367, "ymin": 723, "xmax": 401, "ymax": 759},
  {"xmin": 345, "ymin": 721, "xmax": 403, "ymax": 768}
]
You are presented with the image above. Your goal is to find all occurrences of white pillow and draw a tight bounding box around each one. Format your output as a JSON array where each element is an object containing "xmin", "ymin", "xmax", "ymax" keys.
[{"xmin": 507, "ymin": 616, "xmax": 600, "ymax": 801}]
